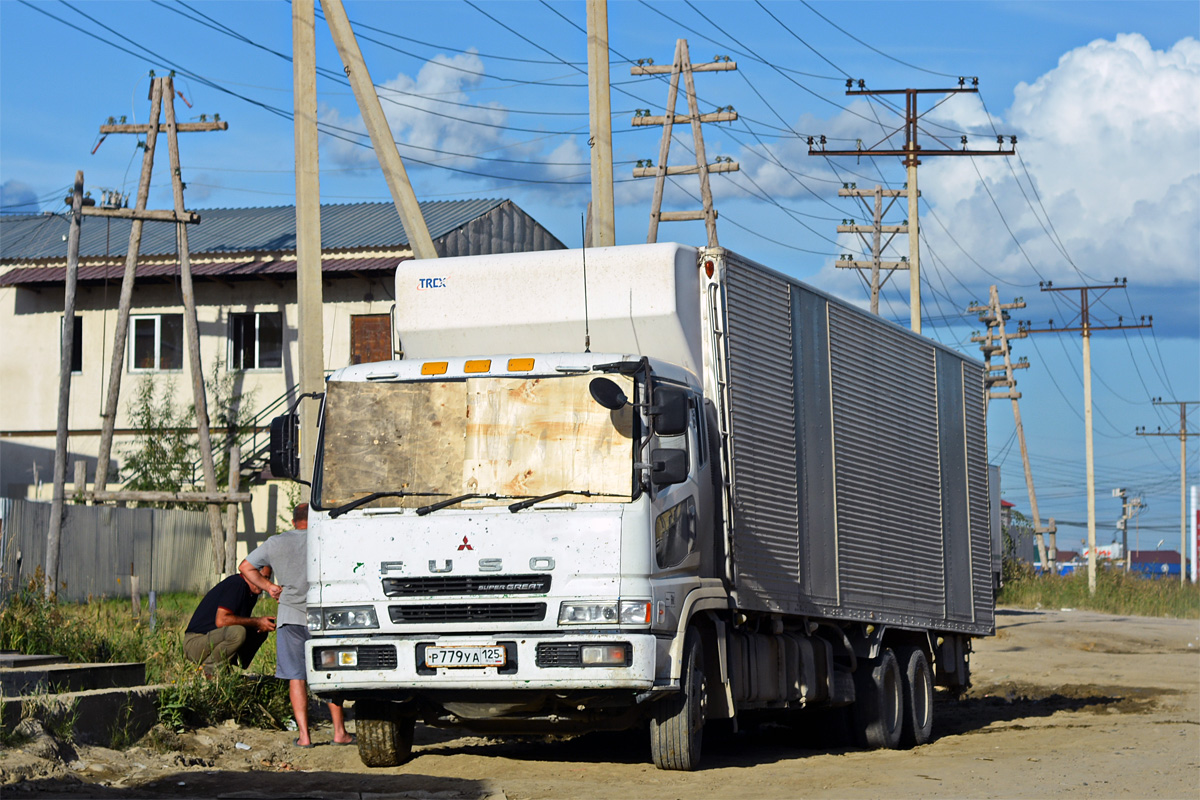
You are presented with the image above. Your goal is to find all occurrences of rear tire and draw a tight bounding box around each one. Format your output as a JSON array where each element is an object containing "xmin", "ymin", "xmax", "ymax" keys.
[
  {"xmin": 650, "ymin": 630, "xmax": 707, "ymax": 770},
  {"xmin": 852, "ymin": 647, "xmax": 903, "ymax": 750},
  {"xmin": 356, "ymin": 703, "xmax": 415, "ymax": 767},
  {"xmin": 897, "ymin": 646, "xmax": 934, "ymax": 747}
]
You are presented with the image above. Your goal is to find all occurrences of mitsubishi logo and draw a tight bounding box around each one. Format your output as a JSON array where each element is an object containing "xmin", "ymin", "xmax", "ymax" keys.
[{"xmin": 457, "ymin": 536, "xmax": 474, "ymax": 551}]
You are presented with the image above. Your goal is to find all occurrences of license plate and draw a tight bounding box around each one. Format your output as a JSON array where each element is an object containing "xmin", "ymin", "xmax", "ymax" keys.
[{"xmin": 425, "ymin": 645, "xmax": 506, "ymax": 668}]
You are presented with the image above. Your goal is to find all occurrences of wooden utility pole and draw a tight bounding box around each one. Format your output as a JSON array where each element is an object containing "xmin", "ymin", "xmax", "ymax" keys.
[
  {"xmin": 87, "ymin": 76, "xmax": 230, "ymax": 565},
  {"xmin": 632, "ymin": 40, "xmax": 738, "ymax": 246},
  {"xmin": 968, "ymin": 286, "xmax": 1058, "ymax": 573},
  {"xmin": 45, "ymin": 171, "xmax": 85, "ymax": 599},
  {"xmin": 1137, "ymin": 400, "xmax": 1198, "ymax": 584},
  {"xmin": 835, "ymin": 184, "xmax": 910, "ymax": 315},
  {"xmin": 322, "ymin": 0, "xmax": 437, "ymax": 260},
  {"xmin": 809, "ymin": 79, "xmax": 1015, "ymax": 334},
  {"xmin": 1020, "ymin": 280, "xmax": 1152, "ymax": 594},
  {"xmin": 586, "ymin": 0, "xmax": 615, "ymax": 247},
  {"xmin": 94, "ymin": 79, "xmax": 166, "ymax": 498},
  {"xmin": 294, "ymin": 0, "xmax": 324, "ymax": 493}
]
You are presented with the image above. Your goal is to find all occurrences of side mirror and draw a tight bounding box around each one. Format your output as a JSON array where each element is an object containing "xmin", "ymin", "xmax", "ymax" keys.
[
  {"xmin": 269, "ymin": 414, "xmax": 300, "ymax": 480},
  {"xmin": 652, "ymin": 386, "xmax": 688, "ymax": 436},
  {"xmin": 589, "ymin": 377, "xmax": 629, "ymax": 410},
  {"xmin": 650, "ymin": 448, "xmax": 688, "ymax": 486}
]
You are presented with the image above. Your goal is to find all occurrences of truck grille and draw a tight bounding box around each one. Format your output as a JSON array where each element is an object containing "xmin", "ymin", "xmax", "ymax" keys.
[
  {"xmin": 388, "ymin": 603, "xmax": 547, "ymax": 624},
  {"xmin": 382, "ymin": 574, "xmax": 551, "ymax": 597}
]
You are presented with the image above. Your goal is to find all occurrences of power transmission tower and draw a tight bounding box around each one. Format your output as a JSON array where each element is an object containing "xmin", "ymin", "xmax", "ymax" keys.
[
  {"xmin": 809, "ymin": 79, "xmax": 1016, "ymax": 334},
  {"xmin": 88, "ymin": 74, "xmax": 231, "ymax": 570},
  {"xmin": 1019, "ymin": 279, "xmax": 1152, "ymax": 594},
  {"xmin": 1136, "ymin": 400, "xmax": 1198, "ymax": 584},
  {"xmin": 968, "ymin": 286, "xmax": 1058, "ymax": 574},
  {"xmin": 631, "ymin": 39, "xmax": 739, "ymax": 247},
  {"xmin": 836, "ymin": 183, "xmax": 910, "ymax": 315}
]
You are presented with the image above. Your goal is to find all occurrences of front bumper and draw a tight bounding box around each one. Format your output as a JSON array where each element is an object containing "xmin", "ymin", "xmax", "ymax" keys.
[{"xmin": 305, "ymin": 631, "xmax": 658, "ymax": 692}]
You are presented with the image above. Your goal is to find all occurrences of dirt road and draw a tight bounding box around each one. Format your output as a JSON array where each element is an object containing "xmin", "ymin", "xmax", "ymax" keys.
[{"xmin": 3, "ymin": 607, "xmax": 1198, "ymax": 799}]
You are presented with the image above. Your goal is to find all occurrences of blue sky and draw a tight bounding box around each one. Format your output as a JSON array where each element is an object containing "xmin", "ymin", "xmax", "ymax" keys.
[{"xmin": 1, "ymin": 0, "xmax": 1197, "ymax": 550}]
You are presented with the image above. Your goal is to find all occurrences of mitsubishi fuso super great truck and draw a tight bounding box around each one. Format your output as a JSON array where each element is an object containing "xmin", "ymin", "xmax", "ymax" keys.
[{"xmin": 268, "ymin": 243, "xmax": 994, "ymax": 771}]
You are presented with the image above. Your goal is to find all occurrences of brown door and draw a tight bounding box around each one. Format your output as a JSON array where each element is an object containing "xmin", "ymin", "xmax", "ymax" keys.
[{"xmin": 350, "ymin": 314, "xmax": 392, "ymax": 364}]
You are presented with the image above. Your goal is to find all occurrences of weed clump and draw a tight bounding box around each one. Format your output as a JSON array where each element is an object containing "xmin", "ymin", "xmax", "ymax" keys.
[{"xmin": 999, "ymin": 563, "xmax": 1200, "ymax": 619}]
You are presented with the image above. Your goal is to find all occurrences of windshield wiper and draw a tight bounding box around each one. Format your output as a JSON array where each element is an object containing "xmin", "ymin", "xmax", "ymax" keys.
[
  {"xmin": 416, "ymin": 493, "xmax": 500, "ymax": 516},
  {"xmin": 508, "ymin": 490, "xmax": 620, "ymax": 513},
  {"xmin": 328, "ymin": 491, "xmax": 446, "ymax": 519}
]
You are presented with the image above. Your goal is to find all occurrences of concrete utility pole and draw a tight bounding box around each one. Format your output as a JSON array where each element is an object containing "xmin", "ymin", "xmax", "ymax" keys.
[
  {"xmin": 1111, "ymin": 488, "xmax": 1143, "ymax": 572},
  {"xmin": 835, "ymin": 184, "xmax": 910, "ymax": 315},
  {"xmin": 1020, "ymin": 280, "xmax": 1152, "ymax": 594},
  {"xmin": 632, "ymin": 40, "xmax": 739, "ymax": 247},
  {"xmin": 969, "ymin": 286, "xmax": 1058, "ymax": 573},
  {"xmin": 586, "ymin": 0, "xmax": 615, "ymax": 247},
  {"xmin": 45, "ymin": 171, "xmax": 85, "ymax": 599},
  {"xmin": 293, "ymin": 0, "xmax": 324, "ymax": 494},
  {"xmin": 322, "ymin": 0, "xmax": 437, "ymax": 260},
  {"xmin": 809, "ymin": 79, "xmax": 1015, "ymax": 334},
  {"xmin": 1136, "ymin": 400, "xmax": 1198, "ymax": 584}
]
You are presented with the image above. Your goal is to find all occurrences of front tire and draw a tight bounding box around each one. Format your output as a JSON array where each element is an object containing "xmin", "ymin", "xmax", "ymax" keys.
[
  {"xmin": 852, "ymin": 647, "xmax": 903, "ymax": 750},
  {"xmin": 896, "ymin": 646, "xmax": 934, "ymax": 747},
  {"xmin": 650, "ymin": 630, "xmax": 707, "ymax": 770},
  {"xmin": 356, "ymin": 703, "xmax": 415, "ymax": 767}
]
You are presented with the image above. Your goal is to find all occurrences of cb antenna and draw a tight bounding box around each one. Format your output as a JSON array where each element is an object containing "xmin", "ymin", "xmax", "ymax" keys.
[{"xmin": 581, "ymin": 213, "xmax": 591, "ymax": 353}]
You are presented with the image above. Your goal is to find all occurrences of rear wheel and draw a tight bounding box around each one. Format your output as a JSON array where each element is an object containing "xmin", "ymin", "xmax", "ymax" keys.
[
  {"xmin": 896, "ymin": 646, "xmax": 934, "ymax": 747},
  {"xmin": 650, "ymin": 630, "xmax": 707, "ymax": 770},
  {"xmin": 852, "ymin": 647, "xmax": 903, "ymax": 750},
  {"xmin": 356, "ymin": 703, "xmax": 415, "ymax": 767}
]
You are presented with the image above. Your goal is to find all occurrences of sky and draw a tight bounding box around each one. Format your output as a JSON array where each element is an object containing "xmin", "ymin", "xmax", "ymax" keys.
[{"xmin": 1, "ymin": 0, "xmax": 1198, "ymax": 552}]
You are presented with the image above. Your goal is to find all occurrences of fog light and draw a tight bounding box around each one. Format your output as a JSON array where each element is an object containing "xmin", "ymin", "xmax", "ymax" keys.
[
  {"xmin": 318, "ymin": 648, "xmax": 357, "ymax": 668},
  {"xmin": 581, "ymin": 645, "xmax": 629, "ymax": 666}
]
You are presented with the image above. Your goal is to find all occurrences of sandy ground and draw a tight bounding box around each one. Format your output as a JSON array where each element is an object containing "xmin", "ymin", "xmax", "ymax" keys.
[{"xmin": 2, "ymin": 607, "xmax": 1198, "ymax": 799}]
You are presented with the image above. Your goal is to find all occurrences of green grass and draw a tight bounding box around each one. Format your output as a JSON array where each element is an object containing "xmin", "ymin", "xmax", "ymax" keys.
[
  {"xmin": 0, "ymin": 574, "xmax": 291, "ymax": 735},
  {"xmin": 999, "ymin": 562, "xmax": 1200, "ymax": 619}
]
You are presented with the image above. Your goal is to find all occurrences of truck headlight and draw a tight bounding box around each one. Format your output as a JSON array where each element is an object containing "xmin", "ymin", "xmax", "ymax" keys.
[
  {"xmin": 309, "ymin": 606, "xmax": 379, "ymax": 632},
  {"xmin": 558, "ymin": 600, "xmax": 650, "ymax": 626}
]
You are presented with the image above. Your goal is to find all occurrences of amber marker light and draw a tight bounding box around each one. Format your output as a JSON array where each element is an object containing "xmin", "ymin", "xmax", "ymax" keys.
[
  {"xmin": 421, "ymin": 362, "xmax": 448, "ymax": 375},
  {"xmin": 704, "ymin": 259, "xmax": 715, "ymax": 278},
  {"xmin": 507, "ymin": 358, "xmax": 535, "ymax": 371},
  {"xmin": 464, "ymin": 359, "xmax": 491, "ymax": 373}
]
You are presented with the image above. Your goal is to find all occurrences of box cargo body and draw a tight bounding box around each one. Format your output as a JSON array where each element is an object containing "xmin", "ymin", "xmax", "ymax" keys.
[{"xmin": 712, "ymin": 249, "xmax": 992, "ymax": 635}]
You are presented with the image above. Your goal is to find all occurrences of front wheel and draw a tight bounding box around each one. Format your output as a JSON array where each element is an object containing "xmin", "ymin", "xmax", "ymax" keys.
[
  {"xmin": 356, "ymin": 703, "xmax": 415, "ymax": 767},
  {"xmin": 852, "ymin": 647, "xmax": 903, "ymax": 750},
  {"xmin": 650, "ymin": 630, "xmax": 707, "ymax": 770}
]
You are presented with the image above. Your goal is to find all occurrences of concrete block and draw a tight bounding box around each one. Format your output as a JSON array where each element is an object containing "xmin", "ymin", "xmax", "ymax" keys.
[
  {"xmin": 1, "ymin": 684, "xmax": 165, "ymax": 747},
  {"xmin": 0, "ymin": 661, "xmax": 146, "ymax": 696}
]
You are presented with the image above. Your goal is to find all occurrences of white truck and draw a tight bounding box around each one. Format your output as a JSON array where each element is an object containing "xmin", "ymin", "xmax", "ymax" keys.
[{"xmin": 269, "ymin": 243, "xmax": 994, "ymax": 770}]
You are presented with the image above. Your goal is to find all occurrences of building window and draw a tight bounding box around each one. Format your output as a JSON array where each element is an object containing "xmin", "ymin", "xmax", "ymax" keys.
[
  {"xmin": 230, "ymin": 312, "xmax": 283, "ymax": 370},
  {"xmin": 61, "ymin": 315, "xmax": 82, "ymax": 373},
  {"xmin": 130, "ymin": 314, "xmax": 183, "ymax": 371}
]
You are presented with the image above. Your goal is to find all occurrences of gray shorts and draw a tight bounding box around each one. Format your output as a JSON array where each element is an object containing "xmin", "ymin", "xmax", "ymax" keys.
[{"xmin": 276, "ymin": 624, "xmax": 310, "ymax": 680}]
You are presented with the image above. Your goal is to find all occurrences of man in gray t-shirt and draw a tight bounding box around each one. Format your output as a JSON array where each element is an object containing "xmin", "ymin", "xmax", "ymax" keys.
[{"xmin": 240, "ymin": 504, "xmax": 353, "ymax": 748}]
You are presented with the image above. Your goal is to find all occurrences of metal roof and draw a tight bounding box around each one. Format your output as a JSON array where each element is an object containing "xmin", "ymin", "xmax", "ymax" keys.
[
  {"xmin": 0, "ymin": 256, "xmax": 404, "ymax": 286},
  {"xmin": 0, "ymin": 199, "xmax": 507, "ymax": 261}
]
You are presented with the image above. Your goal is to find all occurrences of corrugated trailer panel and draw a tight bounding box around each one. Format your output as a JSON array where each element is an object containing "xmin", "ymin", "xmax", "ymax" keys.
[
  {"xmin": 717, "ymin": 250, "xmax": 992, "ymax": 635},
  {"xmin": 828, "ymin": 304, "xmax": 946, "ymax": 621},
  {"xmin": 964, "ymin": 361, "xmax": 995, "ymax": 629},
  {"xmin": 723, "ymin": 264, "xmax": 802, "ymax": 607}
]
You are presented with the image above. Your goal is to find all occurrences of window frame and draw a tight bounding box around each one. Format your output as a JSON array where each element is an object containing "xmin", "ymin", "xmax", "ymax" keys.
[
  {"xmin": 228, "ymin": 310, "xmax": 283, "ymax": 371},
  {"xmin": 61, "ymin": 315, "xmax": 82, "ymax": 374},
  {"xmin": 128, "ymin": 313, "xmax": 184, "ymax": 372}
]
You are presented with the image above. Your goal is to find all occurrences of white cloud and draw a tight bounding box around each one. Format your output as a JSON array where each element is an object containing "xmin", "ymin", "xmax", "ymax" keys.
[{"xmin": 921, "ymin": 33, "xmax": 1200, "ymax": 288}]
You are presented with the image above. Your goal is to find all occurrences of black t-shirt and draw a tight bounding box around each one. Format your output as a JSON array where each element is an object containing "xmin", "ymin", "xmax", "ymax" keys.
[{"xmin": 185, "ymin": 575, "xmax": 259, "ymax": 635}]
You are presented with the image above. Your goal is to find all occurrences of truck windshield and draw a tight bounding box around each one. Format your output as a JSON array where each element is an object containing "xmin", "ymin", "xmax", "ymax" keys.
[{"xmin": 313, "ymin": 373, "xmax": 636, "ymax": 512}]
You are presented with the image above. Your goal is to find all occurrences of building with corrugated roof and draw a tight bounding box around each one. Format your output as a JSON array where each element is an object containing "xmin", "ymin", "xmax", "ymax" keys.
[{"xmin": 0, "ymin": 199, "xmax": 564, "ymax": 503}]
